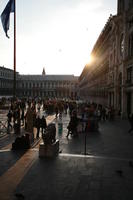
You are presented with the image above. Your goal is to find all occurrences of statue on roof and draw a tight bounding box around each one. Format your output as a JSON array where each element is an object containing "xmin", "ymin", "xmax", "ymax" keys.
[{"xmin": 42, "ymin": 67, "xmax": 46, "ymax": 75}]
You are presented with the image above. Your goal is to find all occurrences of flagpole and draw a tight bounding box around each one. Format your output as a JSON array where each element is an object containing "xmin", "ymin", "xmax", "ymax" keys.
[{"xmin": 13, "ymin": 0, "xmax": 16, "ymax": 99}]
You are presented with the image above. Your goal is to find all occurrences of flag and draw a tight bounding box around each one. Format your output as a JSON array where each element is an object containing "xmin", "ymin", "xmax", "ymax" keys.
[{"xmin": 1, "ymin": 0, "xmax": 15, "ymax": 38}]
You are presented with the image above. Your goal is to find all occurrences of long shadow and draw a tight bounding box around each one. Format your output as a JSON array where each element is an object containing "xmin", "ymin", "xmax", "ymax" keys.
[
  {"xmin": 0, "ymin": 149, "xmax": 27, "ymax": 176},
  {"xmin": 59, "ymin": 129, "xmax": 102, "ymax": 155}
]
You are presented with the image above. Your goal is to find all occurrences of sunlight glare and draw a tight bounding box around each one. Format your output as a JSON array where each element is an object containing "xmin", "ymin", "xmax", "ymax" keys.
[{"xmin": 87, "ymin": 54, "xmax": 94, "ymax": 64}]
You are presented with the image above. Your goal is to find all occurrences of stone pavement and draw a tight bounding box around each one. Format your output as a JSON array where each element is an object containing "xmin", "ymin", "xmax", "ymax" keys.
[{"xmin": 0, "ymin": 113, "xmax": 133, "ymax": 200}]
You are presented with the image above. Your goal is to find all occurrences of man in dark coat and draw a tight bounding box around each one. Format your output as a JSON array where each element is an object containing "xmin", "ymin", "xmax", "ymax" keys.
[
  {"xmin": 66, "ymin": 109, "xmax": 79, "ymax": 137},
  {"xmin": 36, "ymin": 116, "xmax": 41, "ymax": 138},
  {"xmin": 41, "ymin": 116, "xmax": 47, "ymax": 135},
  {"xmin": 7, "ymin": 109, "xmax": 12, "ymax": 129}
]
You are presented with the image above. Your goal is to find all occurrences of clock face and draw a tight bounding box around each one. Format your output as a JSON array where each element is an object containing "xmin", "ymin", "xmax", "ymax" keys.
[{"xmin": 120, "ymin": 34, "xmax": 124, "ymax": 56}]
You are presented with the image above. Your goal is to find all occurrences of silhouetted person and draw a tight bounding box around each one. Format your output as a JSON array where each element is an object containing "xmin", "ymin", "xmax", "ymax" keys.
[
  {"xmin": 21, "ymin": 108, "xmax": 25, "ymax": 126},
  {"xmin": 41, "ymin": 116, "xmax": 47, "ymax": 135},
  {"xmin": 36, "ymin": 116, "xmax": 41, "ymax": 138},
  {"xmin": 66, "ymin": 110, "xmax": 78, "ymax": 137},
  {"xmin": 7, "ymin": 110, "xmax": 12, "ymax": 130}
]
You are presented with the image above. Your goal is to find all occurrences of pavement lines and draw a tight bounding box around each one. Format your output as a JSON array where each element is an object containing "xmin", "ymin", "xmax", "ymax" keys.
[
  {"xmin": 1, "ymin": 143, "xmax": 12, "ymax": 150},
  {"xmin": 0, "ymin": 149, "xmax": 37, "ymax": 200},
  {"xmin": 0, "ymin": 149, "xmax": 11, "ymax": 152},
  {"xmin": 0, "ymin": 134, "xmax": 8, "ymax": 140},
  {"xmin": 59, "ymin": 153, "xmax": 133, "ymax": 162},
  {"xmin": 0, "ymin": 114, "xmax": 56, "ymax": 200}
]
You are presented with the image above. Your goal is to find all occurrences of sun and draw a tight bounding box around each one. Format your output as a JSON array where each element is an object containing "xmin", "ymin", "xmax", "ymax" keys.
[{"xmin": 88, "ymin": 54, "xmax": 94, "ymax": 64}]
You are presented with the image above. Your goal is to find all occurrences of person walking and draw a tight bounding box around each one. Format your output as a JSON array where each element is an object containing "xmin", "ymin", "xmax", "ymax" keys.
[
  {"xmin": 7, "ymin": 110, "xmax": 12, "ymax": 131},
  {"xmin": 41, "ymin": 116, "xmax": 47, "ymax": 135},
  {"xmin": 36, "ymin": 116, "xmax": 41, "ymax": 138},
  {"xmin": 66, "ymin": 109, "xmax": 79, "ymax": 137},
  {"xmin": 21, "ymin": 108, "xmax": 25, "ymax": 126}
]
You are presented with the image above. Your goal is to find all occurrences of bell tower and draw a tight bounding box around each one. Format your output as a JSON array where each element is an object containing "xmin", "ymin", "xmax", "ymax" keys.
[{"xmin": 42, "ymin": 67, "xmax": 46, "ymax": 75}]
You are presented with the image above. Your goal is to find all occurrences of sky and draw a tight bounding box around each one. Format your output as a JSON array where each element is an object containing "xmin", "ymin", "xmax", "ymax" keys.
[{"xmin": 0, "ymin": 0, "xmax": 117, "ymax": 76}]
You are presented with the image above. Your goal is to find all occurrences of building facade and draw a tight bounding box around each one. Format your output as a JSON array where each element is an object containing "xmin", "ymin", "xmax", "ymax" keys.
[
  {"xmin": 0, "ymin": 66, "xmax": 19, "ymax": 97},
  {"xmin": 79, "ymin": 0, "xmax": 133, "ymax": 117},
  {"xmin": 0, "ymin": 66, "xmax": 78, "ymax": 99},
  {"xmin": 18, "ymin": 74, "xmax": 78, "ymax": 99}
]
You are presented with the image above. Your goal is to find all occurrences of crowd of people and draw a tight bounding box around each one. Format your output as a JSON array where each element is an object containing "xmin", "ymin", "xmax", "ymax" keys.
[
  {"xmin": 6, "ymin": 99, "xmax": 47, "ymax": 137},
  {"xmin": 66, "ymin": 102, "xmax": 116, "ymax": 137},
  {"xmin": 4, "ymin": 98, "xmax": 133, "ymax": 139}
]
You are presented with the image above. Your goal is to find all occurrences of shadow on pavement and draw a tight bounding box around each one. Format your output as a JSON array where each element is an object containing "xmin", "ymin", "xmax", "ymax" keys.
[{"xmin": 0, "ymin": 149, "xmax": 27, "ymax": 176}]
